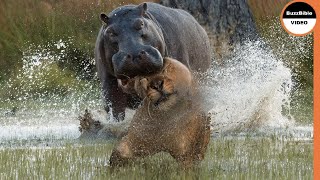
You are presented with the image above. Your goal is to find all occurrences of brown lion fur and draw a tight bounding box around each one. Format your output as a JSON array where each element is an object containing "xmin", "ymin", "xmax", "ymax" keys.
[{"xmin": 110, "ymin": 57, "xmax": 211, "ymax": 168}]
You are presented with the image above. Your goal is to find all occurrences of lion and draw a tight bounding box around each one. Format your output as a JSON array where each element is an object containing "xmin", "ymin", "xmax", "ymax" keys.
[{"xmin": 110, "ymin": 57, "xmax": 211, "ymax": 168}]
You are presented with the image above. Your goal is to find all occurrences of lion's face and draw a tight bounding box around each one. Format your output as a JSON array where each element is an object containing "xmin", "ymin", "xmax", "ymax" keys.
[
  {"xmin": 118, "ymin": 57, "xmax": 193, "ymax": 110},
  {"xmin": 137, "ymin": 75, "xmax": 178, "ymax": 110}
]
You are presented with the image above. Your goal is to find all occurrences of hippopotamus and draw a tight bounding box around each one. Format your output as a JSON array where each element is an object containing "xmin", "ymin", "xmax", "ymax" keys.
[{"xmin": 95, "ymin": 2, "xmax": 211, "ymax": 121}]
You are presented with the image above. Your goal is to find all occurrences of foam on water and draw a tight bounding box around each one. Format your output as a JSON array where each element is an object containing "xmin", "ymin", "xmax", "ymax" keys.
[{"xmin": 0, "ymin": 125, "xmax": 79, "ymax": 141}]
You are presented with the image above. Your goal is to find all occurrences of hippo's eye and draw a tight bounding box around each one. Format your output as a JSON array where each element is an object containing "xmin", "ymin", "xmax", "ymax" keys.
[
  {"xmin": 106, "ymin": 28, "xmax": 118, "ymax": 38},
  {"xmin": 134, "ymin": 19, "xmax": 144, "ymax": 30},
  {"xmin": 109, "ymin": 32, "xmax": 118, "ymax": 37},
  {"xmin": 112, "ymin": 43, "xmax": 119, "ymax": 51}
]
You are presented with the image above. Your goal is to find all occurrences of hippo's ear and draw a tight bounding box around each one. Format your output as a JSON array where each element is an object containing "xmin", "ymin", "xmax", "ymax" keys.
[
  {"xmin": 100, "ymin": 13, "xmax": 109, "ymax": 24},
  {"xmin": 138, "ymin": 3, "xmax": 147, "ymax": 16}
]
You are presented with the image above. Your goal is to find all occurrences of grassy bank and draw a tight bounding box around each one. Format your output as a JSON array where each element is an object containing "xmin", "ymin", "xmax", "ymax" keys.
[{"xmin": 0, "ymin": 138, "xmax": 313, "ymax": 179}]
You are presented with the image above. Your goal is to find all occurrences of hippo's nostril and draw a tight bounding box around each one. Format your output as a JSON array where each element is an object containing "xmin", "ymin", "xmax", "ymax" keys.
[
  {"xmin": 140, "ymin": 50, "xmax": 146, "ymax": 55},
  {"xmin": 126, "ymin": 54, "xmax": 132, "ymax": 60},
  {"xmin": 138, "ymin": 50, "xmax": 147, "ymax": 60}
]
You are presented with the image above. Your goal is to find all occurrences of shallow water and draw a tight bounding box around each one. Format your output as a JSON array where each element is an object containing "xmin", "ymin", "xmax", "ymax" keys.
[
  {"xmin": 0, "ymin": 40, "xmax": 313, "ymax": 149},
  {"xmin": 0, "ymin": 38, "xmax": 313, "ymax": 179}
]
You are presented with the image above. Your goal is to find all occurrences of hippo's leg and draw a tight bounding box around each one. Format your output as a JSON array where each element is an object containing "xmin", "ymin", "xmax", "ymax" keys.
[
  {"xmin": 126, "ymin": 94, "xmax": 142, "ymax": 109},
  {"xmin": 102, "ymin": 75, "xmax": 127, "ymax": 121}
]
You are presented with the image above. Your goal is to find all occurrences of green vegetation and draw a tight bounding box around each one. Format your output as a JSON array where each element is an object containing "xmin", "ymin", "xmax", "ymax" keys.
[{"xmin": 0, "ymin": 138, "xmax": 313, "ymax": 179}]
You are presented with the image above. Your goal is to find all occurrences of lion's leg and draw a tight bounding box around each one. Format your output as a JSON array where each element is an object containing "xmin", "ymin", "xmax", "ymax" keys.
[
  {"xmin": 109, "ymin": 135, "xmax": 155, "ymax": 167},
  {"xmin": 193, "ymin": 115, "xmax": 211, "ymax": 161},
  {"xmin": 109, "ymin": 137, "xmax": 134, "ymax": 167},
  {"xmin": 170, "ymin": 114, "xmax": 211, "ymax": 168},
  {"xmin": 168, "ymin": 133, "xmax": 196, "ymax": 168}
]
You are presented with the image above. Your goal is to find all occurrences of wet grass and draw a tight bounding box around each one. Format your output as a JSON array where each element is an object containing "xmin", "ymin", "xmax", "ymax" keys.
[
  {"xmin": 291, "ymin": 85, "xmax": 313, "ymax": 125},
  {"xmin": 0, "ymin": 137, "xmax": 313, "ymax": 179},
  {"xmin": 0, "ymin": 1, "xmax": 313, "ymax": 179}
]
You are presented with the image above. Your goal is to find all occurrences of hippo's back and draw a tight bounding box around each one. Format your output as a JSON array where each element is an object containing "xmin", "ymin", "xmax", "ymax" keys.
[{"xmin": 146, "ymin": 3, "xmax": 212, "ymax": 72}]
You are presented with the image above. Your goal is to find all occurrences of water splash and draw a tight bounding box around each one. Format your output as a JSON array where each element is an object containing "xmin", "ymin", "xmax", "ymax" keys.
[
  {"xmin": 199, "ymin": 40, "xmax": 311, "ymax": 138},
  {"xmin": 0, "ymin": 40, "xmax": 100, "ymax": 144},
  {"xmin": 0, "ymin": 39, "xmax": 313, "ymax": 145}
]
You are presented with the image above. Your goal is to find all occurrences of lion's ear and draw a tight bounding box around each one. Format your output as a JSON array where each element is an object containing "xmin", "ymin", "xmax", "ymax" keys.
[
  {"xmin": 163, "ymin": 62, "xmax": 174, "ymax": 74},
  {"xmin": 162, "ymin": 58, "xmax": 170, "ymax": 74},
  {"xmin": 100, "ymin": 13, "xmax": 109, "ymax": 24}
]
